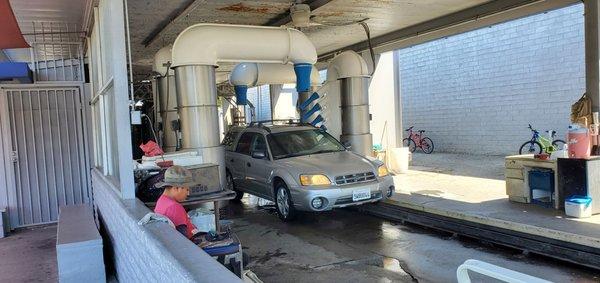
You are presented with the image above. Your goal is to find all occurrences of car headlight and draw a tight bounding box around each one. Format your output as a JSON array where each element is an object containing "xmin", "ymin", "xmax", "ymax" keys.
[
  {"xmin": 377, "ymin": 165, "xmax": 389, "ymax": 177},
  {"xmin": 300, "ymin": 174, "xmax": 331, "ymax": 186}
]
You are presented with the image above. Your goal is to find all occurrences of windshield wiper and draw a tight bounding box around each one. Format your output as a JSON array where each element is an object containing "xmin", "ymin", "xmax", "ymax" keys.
[
  {"xmin": 276, "ymin": 152, "xmax": 304, "ymax": 159},
  {"xmin": 311, "ymin": 149, "xmax": 342, "ymax": 155}
]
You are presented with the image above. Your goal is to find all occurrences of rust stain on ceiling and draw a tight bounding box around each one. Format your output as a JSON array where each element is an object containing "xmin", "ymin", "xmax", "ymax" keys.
[{"xmin": 218, "ymin": 2, "xmax": 272, "ymax": 14}]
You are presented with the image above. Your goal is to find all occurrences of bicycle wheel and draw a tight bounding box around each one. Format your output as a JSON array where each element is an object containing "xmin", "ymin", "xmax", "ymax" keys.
[
  {"xmin": 552, "ymin": 139, "xmax": 566, "ymax": 150},
  {"xmin": 519, "ymin": 141, "xmax": 543, "ymax": 155},
  {"xmin": 403, "ymin": 138, "xmax": 416, "ymax": 152},
  {"xmin": 421, "ymin": 137, "xmax": 434, "ymax": 154}
]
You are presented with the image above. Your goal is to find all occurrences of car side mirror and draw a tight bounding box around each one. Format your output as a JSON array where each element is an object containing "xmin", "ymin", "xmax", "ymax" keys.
[
  {"xmin": 342, "ymin": 141, "xmax": 352, "ymax": 149},
  {"xmin": 252, "ymin": 150, "xmax": 267, "ymax": 159}
]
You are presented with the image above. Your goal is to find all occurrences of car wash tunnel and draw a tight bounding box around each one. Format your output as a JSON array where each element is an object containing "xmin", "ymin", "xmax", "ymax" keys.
[{"xmin": 1, "ymin": 0, "xmax": 600, "ymax": 282}]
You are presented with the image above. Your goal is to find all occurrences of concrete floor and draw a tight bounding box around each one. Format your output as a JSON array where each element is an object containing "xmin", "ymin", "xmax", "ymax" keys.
[
  {"xmin": 392, "ymin": 153, "xmax": 600, "ymax": 247},
  {"xmin": 224, "ymin": 197, "xmax": 599, "ymax": 283},
  {"xmin": 0, "ymin": 224, "xmax": 58, "ymax": 282}
]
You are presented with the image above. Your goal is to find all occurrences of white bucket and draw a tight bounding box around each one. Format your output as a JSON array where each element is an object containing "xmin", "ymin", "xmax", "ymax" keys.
[{"xmin": 388, "ymin": 147, "xmax": 410, "ymax": 174}]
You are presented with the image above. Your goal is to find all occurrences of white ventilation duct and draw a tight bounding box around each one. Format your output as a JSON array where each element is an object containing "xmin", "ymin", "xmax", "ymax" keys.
[
  {"xmin": 153, "ymin": 45, "xmax": 174, "ymax": 76},
  {"xmin": 171, "ymin": 24, "xmax": 317, "ymax": 186},
  {"xmin": 152, "ymin": 45, "xmax": 178, "ymax": 152},
  {"xmin": 326, "ymin": 50, "xmax": 370, "ymax": 82},
  {"xmin": 229, "ymin": 63, "xmax": 321, "ymax": 88},
  {"xmin": 326, "ymin": 51, "xmax": 373, "ymax": 157},
  {"xmin": 172, "ymin": 24, "xmax": 317, "ymax": 67},
  {"xmin": 228, "ymin": 62, "xmax": 320, "ymax": 107}
]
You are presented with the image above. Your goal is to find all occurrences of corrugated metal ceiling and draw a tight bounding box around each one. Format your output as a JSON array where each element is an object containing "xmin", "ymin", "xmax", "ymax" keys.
[
  {"xmin": 9, "ymin": 0, "xmax": 89, "ymax": 35},
  {"xmin": 128, "ymin": 0, "xmax": 491, "ymax": 78},
  {"xmin": 7, "ymin": 0, "xmax": 494, "ymax": 78}
]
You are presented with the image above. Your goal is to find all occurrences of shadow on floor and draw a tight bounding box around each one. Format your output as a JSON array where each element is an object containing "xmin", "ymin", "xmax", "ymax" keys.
[{"xmin": 409, "ymin": 152, "xmax": 505, "ymax": 180}]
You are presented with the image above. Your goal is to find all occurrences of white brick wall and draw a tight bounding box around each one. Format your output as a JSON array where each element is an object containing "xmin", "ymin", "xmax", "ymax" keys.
[
  {"xmin": 398, "ymin": 4, "xmax": 585, "ymax": 155},
  {"xmin": 246, "ymin": 85, "xmax": 272, "ymax": 122},
  {"xmin": 92, "ymin": 170, "xmax": 240, "ymax": 282}
]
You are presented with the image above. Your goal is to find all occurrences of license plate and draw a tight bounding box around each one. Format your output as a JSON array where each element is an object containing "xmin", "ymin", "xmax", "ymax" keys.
[{"xmin": 352, "ymin": 188, "xmax": 371, "ymax": 202}]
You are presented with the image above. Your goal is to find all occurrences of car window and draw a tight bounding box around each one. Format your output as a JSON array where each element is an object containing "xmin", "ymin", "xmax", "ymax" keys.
[
  {"xmin": 251, "ymin": 134, "xmax": 267, "ymax": 154},
  {"xmin": 268, "ymin": 135, "xmax": 286, "ymax": 157},
  {"xmin": 235, "ymin": 132, "xmax": 254, "ymax": 155},
  {"xmin": 222, "ymin": 130, "xmax": 239, "ymax": 147}
]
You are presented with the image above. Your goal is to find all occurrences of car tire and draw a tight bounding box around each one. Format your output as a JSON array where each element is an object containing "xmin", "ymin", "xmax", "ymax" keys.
[
  {"xmin": 275, "ymin": 182, "xmax": 296, "ymax": 222},
  {"xmin": 227, "ymin": 171, "xmax": 244, "ymax": 202}
]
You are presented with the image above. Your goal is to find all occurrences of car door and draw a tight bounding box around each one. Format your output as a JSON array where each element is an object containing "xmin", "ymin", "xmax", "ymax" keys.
[
  {"xmin": 229, "ymin": 131, "xmax": 253, "ymax": 190},
  {"xmin": 245, "ymin": 134, "xmax": 273, "ymax": 199}
]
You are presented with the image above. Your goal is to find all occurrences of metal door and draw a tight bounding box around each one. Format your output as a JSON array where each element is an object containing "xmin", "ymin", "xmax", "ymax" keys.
[
  {"xmin": 229, "ymin": 132, "xmax": 254, "ymax": 191},
  {"xmin": 1, "ymin": 85, "xmax": 91, "ymax": 228},
  {"xmin": 246, "ymin": 134, "xmax": 272, "ymax": 199}
]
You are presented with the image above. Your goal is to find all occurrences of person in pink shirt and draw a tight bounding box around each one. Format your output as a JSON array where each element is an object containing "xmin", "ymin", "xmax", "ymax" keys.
[{"xmin": 154, "ymin": 165, "xmax": 199, "ymax": 239}]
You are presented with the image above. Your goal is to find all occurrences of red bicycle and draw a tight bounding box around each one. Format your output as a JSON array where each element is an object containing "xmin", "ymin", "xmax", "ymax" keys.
[{"xmin": 403, "ymin": 126, "xmax": 434, "ymax": 154}]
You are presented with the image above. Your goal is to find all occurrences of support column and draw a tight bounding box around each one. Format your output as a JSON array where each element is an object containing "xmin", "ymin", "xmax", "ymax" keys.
[
  {"xmin": 269, "ymin": 84, "xmax": 283, "ymax": 119},
  {"xmin": 586, "ymin": 0, "xmax": 600, "ymax": 111},
  {"xmin": 393, "ymin": 50, "xmax": 403, "ymax": 147}
]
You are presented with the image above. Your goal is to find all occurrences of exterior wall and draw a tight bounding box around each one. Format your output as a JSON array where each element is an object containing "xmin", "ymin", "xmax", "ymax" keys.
[
  {"xmin": 369, "ymin": 52, "xmax": 398, "ymax": 150},
  {"xmin": 398, "ymin": 4, "xmax": 585, "ymax": 155},
  {"xmin": 0, "ymin": 93, "xmax": 11, "ymax": 232},
  {"xmin": 92, "ymin": 170, "xmax": 240, "ymax": 282},
  {"xmin": 246, "ymin": 85, "xmax": 272, "ymax": 122}
]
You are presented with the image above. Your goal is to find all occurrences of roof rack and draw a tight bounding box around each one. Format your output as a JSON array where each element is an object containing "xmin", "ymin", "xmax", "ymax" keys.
[{"xmin": 247, "ymin": 119, "xmax": 315, "ymax": 132}]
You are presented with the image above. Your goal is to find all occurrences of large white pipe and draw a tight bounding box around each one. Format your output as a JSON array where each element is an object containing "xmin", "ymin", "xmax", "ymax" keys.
[
  {"xmin": 326, "ymin": 50, "xmax": 370, "ymax": 82},
  {"xmin": 172, "ymin": 24, "xmax": 317, "ymax": 67},
  {"xmin": 171, "ymin": 24, "xmax": 317, "ymax": 187},
  {"xmin": 326, "ymin": 51, "xmax": 373, "ymax": 157},
  {"xmin": 152, "ymin": 45, "xmax": 179, "ymax": 152},
  {"xmin": 229, "ymin": 63, "xmax": 321, "ymax": 87},
  {"xmin": 153, "ymin": 45, "xmax": 174, "ymax": 76}
]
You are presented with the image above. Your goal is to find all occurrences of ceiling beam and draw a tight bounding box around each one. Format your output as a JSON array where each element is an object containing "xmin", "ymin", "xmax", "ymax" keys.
[
  {"xmin": 141, "ymin": 0, "xmax": 204, "ymax": 47},
  {"xmin": 318, "ymin": 0, "xmax": 579, "ymax": 61},
  {"xmin": 0, "ymin": 49, "xmax": 10, "ymax": 62},
  {"xmin": 265, "ymin": 0, "xmax": 334, "ymax": 27}
]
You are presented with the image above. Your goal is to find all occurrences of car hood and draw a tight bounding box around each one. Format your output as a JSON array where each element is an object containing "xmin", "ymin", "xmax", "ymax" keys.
[{"xmin": 276, "ymin": 151, "xmax": 378, "ymax": 178}]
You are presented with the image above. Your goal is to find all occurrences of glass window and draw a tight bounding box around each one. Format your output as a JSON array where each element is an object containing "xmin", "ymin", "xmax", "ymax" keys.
[
  {"xmin": 222, "ymin": 130, "xmax": 240, "ymax": 147},
  {"xmin": 235, "ymin": 132, "xmax": 254, "ymax": 155},
  {"xmin": 267, "ymin": 129, "xmax": 345, "ymax": 159},
  {"xmin": 251, "ymin": 134, "xmax": 267, "ymax": 155}
]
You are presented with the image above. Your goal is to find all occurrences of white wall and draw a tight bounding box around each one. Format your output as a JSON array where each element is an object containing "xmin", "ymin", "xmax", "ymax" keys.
[
  {"xmin": 398, "ymin": 4, "xmax": 585, "ymax": 155},
  {"xmin": 92, "ymin": 170, "xmax": 240, "ymax": 282},
  {"xmin": 271, "ymin": 83, "xmax": 299, "ymax": 120},
  {"xmin": 369, "ymin": 52, "xmax": 397, "ymax": 150},
  {"xmin": 88, "ymin": 0, "xmax": 134, "ymax": 197}
]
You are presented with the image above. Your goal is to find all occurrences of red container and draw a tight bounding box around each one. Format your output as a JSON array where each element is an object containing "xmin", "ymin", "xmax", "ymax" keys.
[
  {"xmin": 156, "ymin": 160, "xmax": 174, "ymax": 168},
  {"xmin": 567, "ymin": 125, "xmax": 590, "ymax": 158}
]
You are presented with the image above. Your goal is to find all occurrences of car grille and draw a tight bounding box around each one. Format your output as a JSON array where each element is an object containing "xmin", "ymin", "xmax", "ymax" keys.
[
  {"xmin": 334, "ymin": 192, "xmax": 382, "ymax": 205},
  {"xmin": 335, "ymin": 172, "xmax": 376, "ymax": 185}
]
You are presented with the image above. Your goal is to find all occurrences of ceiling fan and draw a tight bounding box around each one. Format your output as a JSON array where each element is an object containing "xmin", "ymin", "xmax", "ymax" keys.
[
  {"xmin": 288, "ymin": 2, "xmax": 368, "ymax": 29},
  {"xmin": 287, "ymin": 1, "xmax": 377, "ymax": 76}
]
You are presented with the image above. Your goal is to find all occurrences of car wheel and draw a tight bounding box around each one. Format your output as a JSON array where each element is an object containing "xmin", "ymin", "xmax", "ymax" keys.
[
  {"xmin": 275, "ymin": 183, "xmax": 296, "ymax": 222},
  {"xmin": 227, "ymin": 171, "xmax": 244, "ymax": 202}
]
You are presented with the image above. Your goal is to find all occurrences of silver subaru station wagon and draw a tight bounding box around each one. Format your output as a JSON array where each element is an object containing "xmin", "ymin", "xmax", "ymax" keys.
[{"xmin": 223, "ymin": 122, "xmax": 395, "ymax": 221}]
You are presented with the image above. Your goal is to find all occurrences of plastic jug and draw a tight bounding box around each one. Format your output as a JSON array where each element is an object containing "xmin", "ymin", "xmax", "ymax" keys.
[{"xmin": 567, "ymin": 124, "xmax": 590, "ymax": 158}]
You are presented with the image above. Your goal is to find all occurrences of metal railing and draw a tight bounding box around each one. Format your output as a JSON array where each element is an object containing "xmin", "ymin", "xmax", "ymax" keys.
[{"xmin": 26, "ymin": 22, "xmax": 85, "ymax": 82}]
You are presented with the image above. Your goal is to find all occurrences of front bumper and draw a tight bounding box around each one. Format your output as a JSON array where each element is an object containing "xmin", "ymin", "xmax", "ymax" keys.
[{"xmin": 288, "ymin": 175, "xmax": 395, "ymax": 212}]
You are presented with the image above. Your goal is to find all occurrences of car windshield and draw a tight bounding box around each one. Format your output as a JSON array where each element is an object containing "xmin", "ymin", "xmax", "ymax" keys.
[{"xmin": 268, "ymin": 129, "xmax": 345, "ymax": 159}]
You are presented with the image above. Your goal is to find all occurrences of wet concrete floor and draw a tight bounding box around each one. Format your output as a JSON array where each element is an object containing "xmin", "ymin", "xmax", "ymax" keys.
[{"xmin": 224, "ymin": 197, "xmax": 600, "ymax": 283}]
